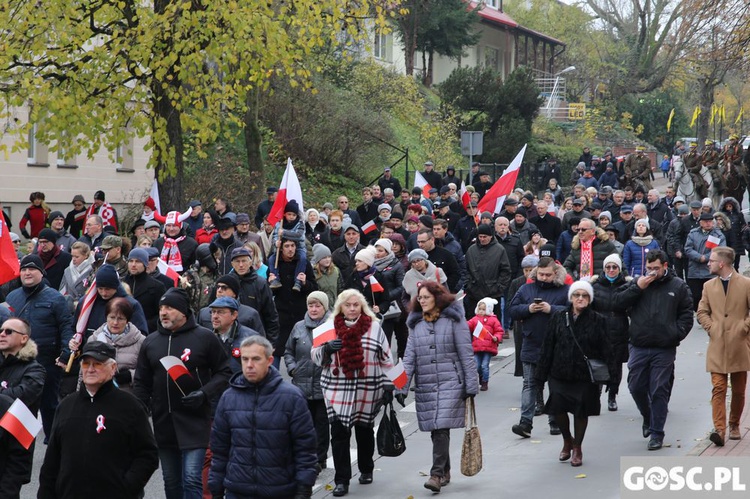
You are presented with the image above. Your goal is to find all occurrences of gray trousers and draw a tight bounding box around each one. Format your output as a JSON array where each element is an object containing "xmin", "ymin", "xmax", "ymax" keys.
[{"xmin": 430, "ymin": 429, "xmax": 451, "ymax": 477}]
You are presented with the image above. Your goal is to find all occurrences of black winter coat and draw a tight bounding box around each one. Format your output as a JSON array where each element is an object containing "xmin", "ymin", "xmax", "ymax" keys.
[
  {"xmin": 234, "ymin": 269, "xmax": 280, "ymax": 345},
  {"xmin": 495, "ymin": 233, "xmax": 525, "ymax": 279},
  {"xmin": 132, "ymin": 316, "xmax": 232, "ymax": 450},
  {"xmin": 331, "ymin": 243, "xmax": 365, "ymax": 283},
  {"xmin": 75, "ymin": 285, "xmax": 149, "ymax": 336},
  {"xmin": 345, "ymin": 269, "xmax": 391, "ymax": 313},
  {"xmin": 465, "ymin": 238, "xmax": 511, "ymax": 301},
  {"xmin": 209, "ymin": 368, "xmax": 317, "ymax": 498},
  {"xmin": 0, "ymin": 339, "xmax": 46, "ymax": 414},
  {"xmin": 425, "ymin": 245, "xmax": 461, "ymax": 293},
  {"xmin": 377, "ymin": 256, "xmax": 405, "ymax": 304},
  {"xmin": 590, "ymin": 273, "xmax": 631, "ymax": 363},
  {"xmin": 535, "ymin": 307, "xmax": 615, "ymax": 383},
  {"xmin": 41, "ymin": 250, "xmax": 72, "ymax": 291},
  {"xmin": 210, "ymin": 234, "xmax": 243, "ymax": 277},
  {"xmin": 123, "ymin": 272, "xmax": 167, "ymax": 333},
  {"xmin": 38, "ymin": 381, "xmax": 159, "ymax": 499}
]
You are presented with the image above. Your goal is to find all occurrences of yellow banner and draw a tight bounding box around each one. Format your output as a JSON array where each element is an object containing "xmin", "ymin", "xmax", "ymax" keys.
[
  {"xmin": 689, "ymin": 106, "xmax": 701, "ymax": 128},
  {"xmin": 736, "ymin": 107, "xmax": 744, "ymax": 125},
  {"xmin": 666, "ymin": 108, "xmax": 675, "ymax": 132}
]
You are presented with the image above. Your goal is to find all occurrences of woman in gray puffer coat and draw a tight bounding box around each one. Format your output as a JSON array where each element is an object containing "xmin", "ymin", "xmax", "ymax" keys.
[
  {"xmin": 399, "ymin": 281, "xmax": 478, "ymax": 493},
  {"xmin": 284, "ymin": 291, "xmax": 332, "ymax": 472}
]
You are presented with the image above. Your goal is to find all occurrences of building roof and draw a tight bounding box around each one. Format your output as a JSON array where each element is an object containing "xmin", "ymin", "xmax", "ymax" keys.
[
  {"xmin": 469, "ymin": 2, "xmax": 518, "ymax": 29},
  {"xmin": 515, "ymin": 24, "xmax": 565, "ymax": 47}
]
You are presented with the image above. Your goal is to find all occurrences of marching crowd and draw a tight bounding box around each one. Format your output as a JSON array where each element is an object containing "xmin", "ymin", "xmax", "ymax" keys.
[{"xmin": 1, "ymin": 149, "xmax": 750, "ymax": 498}]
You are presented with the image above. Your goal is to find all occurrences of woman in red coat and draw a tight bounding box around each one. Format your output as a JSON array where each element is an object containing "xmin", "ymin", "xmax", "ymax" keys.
[{"xmin": 467, "ymin": 297, "xmax": 504, "ymax": 391}]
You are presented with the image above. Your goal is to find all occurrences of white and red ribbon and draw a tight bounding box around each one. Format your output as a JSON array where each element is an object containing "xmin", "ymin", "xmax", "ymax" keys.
[{"xmin": 96, "ymin": 415, "xmax": 106, "ymax": 434}]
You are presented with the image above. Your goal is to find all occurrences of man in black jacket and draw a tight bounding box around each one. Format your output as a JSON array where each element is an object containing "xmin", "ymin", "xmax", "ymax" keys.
[
  {"xmin": 421, "ymin": 160, "xmax": 443, "ymax": 192},
  {"xmin": 229, "ymin": 248, "xmax": 280, "ymax": 345},
  {"xmin": 123, "ymin": 248, "xmax": 167, "ymax": 333},
  {"xmin": 0, "ymin": 318, "xmax": 46, "ymax": 414},
  {"xmin": 40, "ymin": 341, "xmax": 159, "ymax": 499},
  {"xmin": 133, "ymin": 289, "xmax": 232, "ymax": 499},
  {"xmin": 529, "ymin": 201, "xmax": 562, "ymax": 245},
  {"xmin": 416, "ymin": 229, "xmax": 461, "ymax": 293},
  {"xmin": 331, "ymin": 223, "xmax": 366, "ymax": 282},
  {"xmin": 616, "ymin": 250, "xmax": 693, "ymax": 451},
  {"xmin": 466, "ymin": 224, "xmax": 512, "ymax": 321}
]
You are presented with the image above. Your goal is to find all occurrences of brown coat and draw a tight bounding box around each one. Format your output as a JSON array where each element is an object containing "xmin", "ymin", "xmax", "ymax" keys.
[{"xmin": 696, "ymin": 273, "xmax": 750, "ymax": 373}]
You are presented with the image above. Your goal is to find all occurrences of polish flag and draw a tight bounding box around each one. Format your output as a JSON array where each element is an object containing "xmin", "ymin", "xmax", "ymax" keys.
[
  {"xmin": 472, "ymin": 321, "xmax": 493, "ymax": 341},
  {"xmin": 0, "ymin": 216, "xmax": 19, "ymax": 286},
  {"xmin": 0, "ymin": 398, "xmax": 42, "ymax": 449},
  {"xmin": 477, "ymin": 144, "xmax": 527, "ymax": 214},
  {"xmin": 361, "ymin": 220, "xmax": 377, "ymax": 234},
  {"xmin": 459, "ymin": 181, "xmax": 471, "ymax": 209},
  {"xmin": 148, "ymin": 178, "xmax": 161, "ymax": 214},
  {"xmin": 73, "ymin": 279, "xmax": 98, "ymax": 345},
  {"xmin": 312, "ymin": 320, "xmax": 336, "ymax": 348},
  {"xmin": 160, "ymin": 356, "xmax": 192, "ymax": 382},
  {"xmin": 384, "ymin": 361, "xmax": 407, "ymax": 389},
  {"xmin": 157, "ymin": 258, "xmax": 180, "ymax": 286},
  {"xmin": 413, "ymin": 171, "xmax": 432, "ymax": 198},
  {"xmin": 369, "ymin": 275, "xmax": 385, "ymax": 293},
  {"xmin": 705, "ymin": 235, "xmax": 721, "ymax": 249},
  {"xmin": 266, "ymin": 158, "xmax": 304, "ymax": 227},
  {"xmin": 85, "ymin": 202, "xmax": 118, "ymax": 232}
]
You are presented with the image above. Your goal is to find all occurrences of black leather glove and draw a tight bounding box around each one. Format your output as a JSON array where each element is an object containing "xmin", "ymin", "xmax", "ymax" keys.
[
  {"xmin": 324, "ymin": 339, "xmax": 342, "ymax": 355},
  {"xmin": 395, "ymin": 393, "xmax": 407, "ymax": 407},
  {"xmin": 293, "ymin": 485, "xmax": 313, "ymax": 499},
  {"xmin": 382, "ymin": 389, "xmax": 394, "ymax": 405},
  {"xmin": 182, "ymin": 390, "xmax": 206, "ymax": 408},
  {"xmin": 21, "ymin": 229, "xmax": 30, "ymax": 239},
  {"xmin": 114, "ymin": 368, "xmax": 132, "ymax": 385}
]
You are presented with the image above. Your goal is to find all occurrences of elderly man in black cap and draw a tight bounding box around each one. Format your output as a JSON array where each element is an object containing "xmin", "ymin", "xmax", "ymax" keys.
[
  {"xmin": 39, "ymin": 341, "xmax": 159, "ymax": 499},
  {"xmin": 255, "ymin": 186, "xmax": 278, "ymax": 230},
  {"xmin": 133, "ymin": 288, "xmax": 232, "ymax": 499},
  {"xmin": 562, "ymin": 197, "xmax": 592, "ymax": 231},
  {"xmin": 144, "ymin": 219, "xmax": 162, "ymax": 242},
  {"xmin": 210, "ymin": 215, "xmax": 242, "ymax": 276},
  {"xmin": 208, "ymin": 296, "xmax": 263, "ymax": 374},
  {"xmin": 34, "ymin": 228, "xmax": 72, "ymax": 290},
  {"xmin": 5, "ymin": 255, "xmax": 74, "ymax": 442},
  {"xmin": 473, "ymin": 171, "xmax": 493, "ymax": 198},
  {"xmin": 198, "ymin": 274, "xmax": 266, "ymax": 339},
  {"xmin": 185, "ymin": 200, "xmax": 203, "ymax": 236}
]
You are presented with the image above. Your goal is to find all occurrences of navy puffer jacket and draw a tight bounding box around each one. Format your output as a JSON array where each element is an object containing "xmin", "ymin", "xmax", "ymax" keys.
[{"xmin": 209, "ymin": 367, "xmax": 317, "ymax": 498}]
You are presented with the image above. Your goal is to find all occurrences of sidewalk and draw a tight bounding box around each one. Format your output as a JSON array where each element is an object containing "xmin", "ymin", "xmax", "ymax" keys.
[{"xmin": 692, "ymin": 383, "xmax": 750, "ymax": 457}]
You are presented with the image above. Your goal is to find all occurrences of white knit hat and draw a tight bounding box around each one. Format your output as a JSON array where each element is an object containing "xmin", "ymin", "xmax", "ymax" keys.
[
  {"xmin": 374, "ymin": 238, "xmax": 393, "ymax": 254},
  {"xmin": 568, "ymin": 280, "xmax": 594, "ymax": 302},
  {"xmin": 355, "ymin": 246, "xmax": 377, "ymax": 267},
  {"xmin": 476, "ymin": 297, "xmax": 498, "ymax": 315},
  {"xmin": 603, "ymin": 254, "xmax": 622, "ymax": 270}
]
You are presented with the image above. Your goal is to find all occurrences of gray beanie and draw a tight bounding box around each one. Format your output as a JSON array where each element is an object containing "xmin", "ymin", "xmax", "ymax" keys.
[
  {"xmin": 311, "ymin": 243, "xmax": 331, "ymax": 265},
  {"xmin": 521, "ymin": 255, "xmax": 539, "ymax": 268},
  {"xmin": 128, "ymin": 248, "xmax": 149, "ymax": 268},
  {"xmin": 307, "ymin": 290, "xmax": 330, "ymax": 311},
  {"xmin": 408, "ymin": 248, "xmax": 429, "ymax": 263}
]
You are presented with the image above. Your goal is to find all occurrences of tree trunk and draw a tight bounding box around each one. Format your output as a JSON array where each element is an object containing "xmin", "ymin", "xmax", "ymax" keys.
[
  {"xmin": 244, "ymin": 86, "xmax": 265, "ymax": 210},
  {"xmin": 152, "ymin": 84, "xmax": 184, "ymax": 214},
  {"xmin": 697, "ymin": 81, "xmax": 715, "ymax": 147},
  {"xmin": 423, "ymin": 49, "xmax": 434, "ymax": 88}
]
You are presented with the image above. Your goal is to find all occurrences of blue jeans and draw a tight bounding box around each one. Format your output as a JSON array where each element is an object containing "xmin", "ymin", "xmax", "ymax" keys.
[
  {"xmin": 521, "ymin": 362, "xmax": 538, "ymax": 425},
  {"xmin": 627, "ymin": 345, "xmax": 677, "ymax": 439},
  {"xmin": 475, "ymin": 352, "xmax": 491, "ymax": 383},
  {"xmin": 267, "ymin": 246, "xmax": 307, "ymax": 286},
  {"xmin": 159, "ymin": 448, "xmax": 207, "ymax": 499}
]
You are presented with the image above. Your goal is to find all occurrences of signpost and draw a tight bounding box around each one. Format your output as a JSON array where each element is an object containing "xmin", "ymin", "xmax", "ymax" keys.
[{"xmin": 461, "ymin": 131, "xmax": 484, "ymax": 171}]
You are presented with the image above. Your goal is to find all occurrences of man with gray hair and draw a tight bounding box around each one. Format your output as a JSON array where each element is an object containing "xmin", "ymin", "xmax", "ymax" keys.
[
  {"xmin": 79, "ymin": 215, "xmax": 105, "ymax": 250},
  {"xmin": 210, "ymin": 336, "xmax": 317, "ymax": 499},
  {"xmin": 630, "ymin": 203, "xmax": 665, "ymax": 247},
  {"xmin": 646, "ymin": 189, "xmax": 673, "ymax": 226},
  {"xmin": 39, "ymin": 341, "xmax": 159, "ymax": 497}
]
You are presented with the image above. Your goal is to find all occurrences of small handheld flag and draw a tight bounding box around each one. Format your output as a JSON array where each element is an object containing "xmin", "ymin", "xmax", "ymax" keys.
[
  {"xmin": 369, "ymin": 275, "xmax": 385, "ymax": 293},
  {"xmin": 160, "ymin": 356, "xmax": 191, "ymax": 382},
  {"xmin": 361, "ymin": 220, "xmax": 377, "ymax": 235},
  {"xmin": 472, "ymin": 321, "xmax": 493, "ymax": 341},
  {"xmin": 0, "ymin": 399, "xmax": 42, "ymax": 449},
  {"xmin": 312, "ymin": 321, "xmax": 337, "ymax": 348},
  {"xmin": 384, "ymin": 361, "xmax": 407, "ymax": 389},
  {"xmin": 705, "ymin": 235, "xmax": 721, "ymax": 250}
]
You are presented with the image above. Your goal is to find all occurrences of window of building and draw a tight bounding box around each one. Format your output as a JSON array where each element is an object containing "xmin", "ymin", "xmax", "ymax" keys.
[
  {"xmin": 56, "ymin": 132, "xmax": 77, "ymax": 167},
  {"xmin": 374, "ymin": 32, "xmax": 392, "ymax": 62},
  {"xmin": 27, "ymin": 124, "xmax": 37, "ymax": 164},
  {"xmin": 484, "ymin": 46, "xmax": 499, "ymax": 71}
]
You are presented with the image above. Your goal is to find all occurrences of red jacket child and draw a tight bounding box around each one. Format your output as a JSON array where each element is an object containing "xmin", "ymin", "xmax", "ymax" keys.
[{"xmin": 467, "ymin": 297, "xmax": 504, "ymax": 356}]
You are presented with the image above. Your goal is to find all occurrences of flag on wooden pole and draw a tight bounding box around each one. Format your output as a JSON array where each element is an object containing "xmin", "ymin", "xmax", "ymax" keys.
[{"xmin": 477, "ymin": 145, "xmax": 527, "ymax": 214}]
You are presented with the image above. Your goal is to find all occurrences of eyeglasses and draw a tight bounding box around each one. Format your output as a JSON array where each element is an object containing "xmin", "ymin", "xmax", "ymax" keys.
[
  {"xmin": 577, "ymin": 227, "xmax": 593, "ymax": 232},
  {"xmin": 0, "ymin": 328, "xmax": 25, "ymax": 336},
  {"xmin": 571, "ymin": 293, "xmax": 590, "ymax": 299},
  {"xmin": 604, "ymin": 265, "xmax": 619, "ymax": 270}
]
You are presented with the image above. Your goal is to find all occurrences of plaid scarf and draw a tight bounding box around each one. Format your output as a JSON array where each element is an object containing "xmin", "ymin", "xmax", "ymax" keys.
[{"xmin": 580, "ymin": 238, "xmax": 593, "ymax": 278}]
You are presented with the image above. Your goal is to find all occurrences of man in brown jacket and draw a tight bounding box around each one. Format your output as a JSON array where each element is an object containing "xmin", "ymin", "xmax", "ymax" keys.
[{"xmin": 696, "ymin": 246, "xmax": 750, "ymax": 446}]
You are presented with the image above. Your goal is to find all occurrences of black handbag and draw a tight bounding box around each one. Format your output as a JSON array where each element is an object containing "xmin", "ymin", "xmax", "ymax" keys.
[
  {"xmin": 376, "ymin": 401, "xmax": 406, "ymax": 457},
  {"xmin": 566, "ymin": 312, "xmax": 610, "ymax": 384}
]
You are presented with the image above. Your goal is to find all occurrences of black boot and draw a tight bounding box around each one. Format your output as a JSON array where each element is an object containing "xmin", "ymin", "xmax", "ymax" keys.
[{"xmin": 608, "ymin": 393, "xmax": 618, "ymax": 412}]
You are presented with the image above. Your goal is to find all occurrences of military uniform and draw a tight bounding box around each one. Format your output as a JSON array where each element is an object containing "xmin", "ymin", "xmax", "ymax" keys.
[
  {"xmin": 683, "ymin": 145, "xmax": 707, "ymax": 198},
  {"xmin": 702, "ymin": 141, "xmax": 723, "ymax": 192},
  {"xmin": 182, "ymin": 266, "xmax": 219, "ymax": 314},
  {"xmin": 623, "ymin": 149, "xmax": 653, "ymax": 190},
  {"xmin": 723, "ymin": 137, "xmax": 745, "ymax": 179}
]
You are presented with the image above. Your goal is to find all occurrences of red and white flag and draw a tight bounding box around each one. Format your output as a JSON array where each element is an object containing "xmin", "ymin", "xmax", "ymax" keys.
[
  {"xmin": 0, "ymin": 216, "xmax": 20, "ymax": 286},
  {"xmin": 160, "ymin": 356, "xmax": 191, "ymax": 382},
  {"xmin": 459, "ymin": 181, "xmax": 471, "ymax": 209},
  {"xmin": 312, "ymin": 320, "xmax": 336, "ymax": 348},
  {"xmin": 73, "ymin": 279, "xmax": 98, "ymax": 345},
  {"xmin": 369, "ymin": 275, "xmax": 385, "ymax": 293},
  {"xmin": 413, "ymin": 171, "xmax": 432, "ymax": 198},
  {"xmin": 0, "ymin": 398, "xmax": 42, "ymax": 449},
  {"xmin": 157, "ymin": 258, "xmax": 180, "ymax": 286},
  {"xmin": 361, "ymin": 220, "xmax": 377, "ymax": 235},
  {"xmin": 266, "ymin": 158, "xmax": 304, "ymax": 227},
  {"xmin": 148, "ymin": 178, "xmax": 161, "ymax": 214},
  {"xmin": 85, "ymin": 202, "xmax": 118, "ymax": 232},
  {"xmin": 705, "ymin": 234, "xmax": 721, "ymax": 249},
  {"xmin": 384, "ymin": 361, "xmax": 407, "ymax": 389},
  {"xmin": 477, "ymin": 144, "xmax": 527, "ymax": 214},
  {"xmin": 472, "ymin": 321, "xmax": 493, "ymax": 341}
]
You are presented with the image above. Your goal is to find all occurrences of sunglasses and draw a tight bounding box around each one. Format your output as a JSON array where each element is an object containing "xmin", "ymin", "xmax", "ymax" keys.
[
  {"xmin": 604, "ymin": 265, "xmax": 620, "ymax": 270},
  {"xmin": 0, "ymin": 327, "xmax": 25, "ymax": 336},
  {"xmin": 571, "ymin": 293, "xmax": 590, "ymax": 299}
]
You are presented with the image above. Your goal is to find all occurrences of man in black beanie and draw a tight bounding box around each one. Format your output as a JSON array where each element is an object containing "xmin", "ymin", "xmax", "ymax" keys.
[
  {"xmin": 133, "ymin": 287, "xmax": 232, "ymax": 499},
  {"xmin": 47, "ymin": 210, "xmax": 76, "ymax": 252},
  {"xmin": 35, "ymin": 228, "xmax": 72, "ymax": 290}
]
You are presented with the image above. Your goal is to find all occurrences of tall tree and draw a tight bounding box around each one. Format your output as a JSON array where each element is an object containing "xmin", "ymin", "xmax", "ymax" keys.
[{"xmin": 0, "ymin": 0, "xmax": 394, "ymax": 211}]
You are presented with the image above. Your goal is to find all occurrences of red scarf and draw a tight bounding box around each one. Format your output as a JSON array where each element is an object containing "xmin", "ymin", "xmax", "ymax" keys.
[
  {"xmin": 333, "ymin": 314, "xmax": 372, "ymax": 378},
  {"xmin": 580, "ymin": 238, "xmax": 593, "ymax": 278},
  {"xmin": 85, "ymin": 202, "xmax": 117, "ymax": 232},
  {"xmin": 161, "ymin": 235, "xmax": 186, "ymax": 272}
]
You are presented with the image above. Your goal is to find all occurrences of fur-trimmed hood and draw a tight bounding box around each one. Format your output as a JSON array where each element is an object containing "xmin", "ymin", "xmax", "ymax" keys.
[
  {"xmin": 529, "ymin": 264, "xmax": 568, "ymax": 287},
  {"xmin": 12, "ymin": 338, "xmax": 38, "ymax": 361},
  {"xmin": 713, "ymin": 211, "xmax": 732, "ymax": 230},
  {"xmin": 570, "ymin": 227, "xmax": 609, "ymax": 250},
  {"xmin": 720, "ymin": 197, "xmax": 741, "ymax": 214}
]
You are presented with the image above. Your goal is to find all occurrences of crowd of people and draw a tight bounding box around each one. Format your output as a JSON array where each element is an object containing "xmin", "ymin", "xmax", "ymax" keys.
[{"xmin": 1, "ymin": 146, "xmax": 750, "ymax": 497}]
